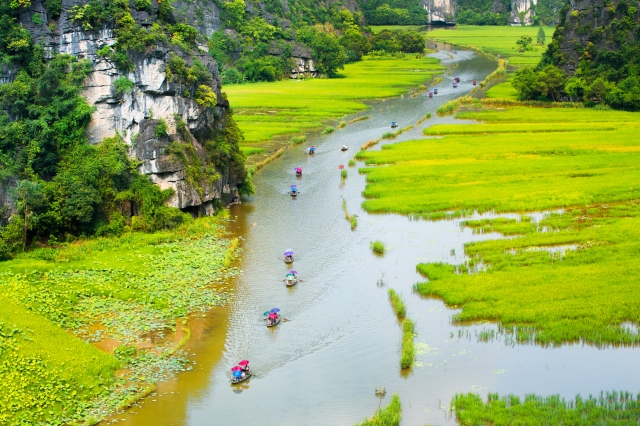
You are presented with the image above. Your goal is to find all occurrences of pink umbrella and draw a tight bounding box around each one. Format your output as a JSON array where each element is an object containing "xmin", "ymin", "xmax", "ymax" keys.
[
  {"xmin": 231, "ymin": 366, "xmax": 242, "ymax": 371},
  {"xmin": 239, "ymin": 360, "xmax": 249, "ymax": 366},
  {"xmin": 269, "ymin": 313, "xmax": 277, "ymax": 318}
]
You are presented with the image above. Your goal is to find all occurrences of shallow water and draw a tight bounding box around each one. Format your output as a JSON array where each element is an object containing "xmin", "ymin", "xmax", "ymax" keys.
[{"xmin": 110, "ymin": 48, "xmax": 640, "ymax": 426}]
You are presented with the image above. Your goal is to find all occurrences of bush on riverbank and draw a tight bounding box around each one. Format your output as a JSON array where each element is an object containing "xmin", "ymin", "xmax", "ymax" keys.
[
  {"xmin": 355, "ymin": 394, "xmax": 402, "ymax": 426},
  {"xmin": 371, "ymin": 240, "xmax": 386, "ymax": 254}
]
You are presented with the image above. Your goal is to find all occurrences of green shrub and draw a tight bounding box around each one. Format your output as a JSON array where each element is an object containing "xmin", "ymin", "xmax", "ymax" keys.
[
  {"xmin": 134, "ymin": 0, "xmax": 151, "ymax": 11},
  {"xmin": 341, "ymin": 169, "xmax": 348, "ymax": 179},
  {"xmin": 338, "ymin": 120, "xmax": 346, "ymax": 128},
  {"xmin": 321, "ymin": 126, "xmax": 335, "ymax": 134},
  {"xmin": 31, "ymin": 13, "xmax": 43, "ymax": 25},
  {"xmin": 348, "ymin": 159, "xmax": 356, "ymax": 167},
  {"xmin": 113, "ymin": 76, "xmax": 134, "ymax": 94},
  {"xmin": 290, "ymin": 135, "xmax": 307, "ymax": 145},
  {"xmin": 355, "ymin": 394, "xmax": 402, "ymax": 426},
  {"xmin": 156, "ymin": 119, "xmax": 169, "ymax": 137},
  {"xmin": 371, "ymin": 240, "xmax": 386, "ymax": 254}
]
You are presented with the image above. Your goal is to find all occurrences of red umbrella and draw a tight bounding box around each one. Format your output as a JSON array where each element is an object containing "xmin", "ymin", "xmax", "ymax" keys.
[
  {"xmin": 239, "ymin": 360, "xmax": 249, "ymax": 366},
  {"xmin": 338, "ymin": 164, "xmax": 344, "ymax": 170},
  {"xmin": 231, "ymin": 366, "xmax": 242, "ymax": 371}
]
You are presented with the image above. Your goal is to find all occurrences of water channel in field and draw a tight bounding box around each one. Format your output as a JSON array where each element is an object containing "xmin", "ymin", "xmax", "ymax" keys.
[{"xmin": 108, "ymin": 46, "xmax": 640, "ymax": 426}]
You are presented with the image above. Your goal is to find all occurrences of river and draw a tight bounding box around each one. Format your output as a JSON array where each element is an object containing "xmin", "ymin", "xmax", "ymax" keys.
[{"xmin": 108, "ymin": 47, "xmax": 640, "ymax": 425}]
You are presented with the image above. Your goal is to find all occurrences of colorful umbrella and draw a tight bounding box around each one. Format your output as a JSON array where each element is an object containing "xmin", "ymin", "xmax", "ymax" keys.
[
  {"xmin": 231, "ymin": 366, "xmax": 242, "ymax": 371},
  {"xmin": 284, "ymin": 251, "xmax": 294, "ymax": 256},
  {"xmin": 289, "ymin": 270, "xmax": 298, "ymax": 275},
  {"xmin": 233, "ymin": 370, "xmax": 242, "ymax": 378},
  {"xmin": 239, "ymin": 360, "xmax": 249, "ymax": 366},
  {"xmin": 339, "ymin": 164, "xmax": 344, "ymax": 170},
  {"xmin": 268, "ymin": 313, "xmax": 277, "ymax": 318},
  {"xmin": 270, "ymin": 308, "xmax": 280, "ymax": 313},
  {"xmin": 263, "ymin": 311, "xmax": 270, "ymax": 316}
]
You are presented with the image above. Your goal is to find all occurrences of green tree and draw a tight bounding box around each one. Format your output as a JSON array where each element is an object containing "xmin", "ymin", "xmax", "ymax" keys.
[
  {"xmin": 512, "ymin": 67, "xmax": 542, "ymax": 100},
  {"xmin": 310, "ymin": 31, "xmax": 347, "ymax": 77},
  {"xmin": 536, "ymin": 26, "xmax": 546, "ymax": 45},
  {"xmin": 564, "ymin": 77, "xmax": 586, "ymax": 101},
  {"xmin": 10, "ymin": 180, "xmax": 44, "ymax": 251},
  {"xmin": 397, "ymin": 31, "xmax": 425, "ymax": 53},
  {"xmin": 536, "ymin": 65, "xmax": 566, "ymax": 101},
  {"xmin": 516, "ymin": 35, "xmax": 533, "ymax": 51},
  {"xmin": 339, "ymin": 28, "xmax": 371, "ymax": 61}
]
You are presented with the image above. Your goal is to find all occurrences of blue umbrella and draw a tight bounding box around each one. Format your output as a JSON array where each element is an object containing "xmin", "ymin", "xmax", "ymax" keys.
[
  {"xmin": 270, "ymin": 308, "xmax": 280, "ymax": 313},
  {"xmin": 233, "ymin": 370, "xmax": 242, "ymax": 378}
]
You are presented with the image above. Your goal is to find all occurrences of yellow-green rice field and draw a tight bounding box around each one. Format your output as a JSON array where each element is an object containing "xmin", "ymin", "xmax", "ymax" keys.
[
  {"xmin": 357, "ymin": 105, "xmax": 640, "ymax": 345},
  {"xmin": 224, "ymin": 56, "xmax": 443, "ymax": 143}
]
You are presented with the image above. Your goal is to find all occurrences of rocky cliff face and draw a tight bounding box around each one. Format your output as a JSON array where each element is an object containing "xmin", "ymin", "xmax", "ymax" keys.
[
  {"xmin": 12, "ymin": 0, "xmax": 241, "ymax": 213},
  {"xmin": 421, "ymin": 0, "xmax": 457, "ymax": 24},
  {"xmin": 509, "ymin": 0, "xmax": 537, "ymax": 25}
]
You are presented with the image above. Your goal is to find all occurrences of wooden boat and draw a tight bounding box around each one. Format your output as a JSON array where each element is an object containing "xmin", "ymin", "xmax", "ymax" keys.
[
  {"xmin": 266, "ymin": 315, "xmax": 281, "ymax": 326},
  {"xmin": 285, "ymin": 275, "xmax": 298, "ymax": 286},
  {"xmin": 434, "ymin": 88, "xmax": 438, "ymax": 94},
  {"xmin": 284, "ymin": 255, "xmax": 294, "ymax": 263},
  {"xmin": 428, "ymin": 92, "xmax": 433, "ymax": 98},
  {"xmin": 341, "ymin": 145, "xmax": 348, "ymax": 151},
  {"xmin": 230, "ymin": 372, "xmax": 252, "ymax": 384},
  {"xmin": 295, "ymin": 171, "xmax": 302, "ymax": 177},
  {"xmin": 288, "ymin": 190, "xmax": 298, "ymax": 197},
  {"xmin": 453, "ymin": 83, "xmax": 458, "ymax": 88},
  {"xmin": 473, "ymin": 80, "xmax": 477, "ymax": 86},
  {"xmin": 391, "ymin": 122, "xmax": 398, "ymax": 128}
]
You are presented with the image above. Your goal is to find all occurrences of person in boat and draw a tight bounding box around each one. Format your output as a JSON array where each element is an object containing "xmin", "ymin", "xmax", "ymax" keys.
[
  {"xmin": 309, "ymin": 146, "xmax": 315, "ymax": 154},
  {"xmin": 295, "ymin": 167, "xmax": 302, "ymax": 176},
  {"xmin": 241, "ymin": 362, "xmax": 250, "ymax": 374},
  {"xmin": 341, "ymin": 145, "xmax": 348, "ymax": 151}
]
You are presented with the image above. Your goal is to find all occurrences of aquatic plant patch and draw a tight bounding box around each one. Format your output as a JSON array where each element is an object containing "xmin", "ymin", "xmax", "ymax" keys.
[
  {"xmin": 0, "ymin": 215, "xmax": 239, "ymax": 422},
  {"xmin": 453, "ymin": 391, "xmax": 640, "ymax": 424},
  {"xmin": 355, "ymin": 393, "xmax": 402, "ymax": 426},
  {"xmin": 388, "ymin": 289, "xmax": 406, "ymax": 318},
  {"xmin": 358, "ymin": 106, "xmax": 640, "ymax": 345},
  {"xmin": 225, "ymin": 56, "xmax": 443, "ymax": 143}
]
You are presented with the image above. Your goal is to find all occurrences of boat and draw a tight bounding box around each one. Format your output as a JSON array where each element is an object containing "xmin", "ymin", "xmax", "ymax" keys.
[
  {"xmin": 265, "ymin": 308, "xmax": 281, "ymax": 326},
  {"xmin": 454, "ymin": 76, "xmax": 460, "ymax": 83},
  {"xmin": 428, "ymin": 91, "xmax": 433, "ymax": 98},
  {"xmin": 288, "ymin": 185, "xmax": 298, "ymax": 197},
  {"xmin": 341, "ymin": 145, "xmax": 348, "ymax": 151},
  {"xmin": 285, "ymin": 271, "xmax": 298, "ymax": 286},
  {"xmin": 308, "ymin": 146, "xmax": 316, "ymax": 155},
  {"xmin": 391, "ymin": 122, "xmax": 398, "ymax": 128},
  {"xmin": 267, "ymin": 315, "xmax": 281, "ymax": 326},
  {"xmin": 473, "ymin": 79, "xmax": 477, "ymax": 86},
  {"xmin": 434, "ymin": 88, "xmax": 438, "ymax": 95},
  {"xmin": 284, "ymin": 250, "xmax": 294, "ymax": 263},
  {"xmin": 230, "ymin": 372, "xmax": 251, "ymax": 384},
  {"xmin": 453, "ymin": 83, "xmax": 458, "ymax": 88},
  {"xmin": 295, "ymin": 167, "xmax": 302, "ymax": 177}
]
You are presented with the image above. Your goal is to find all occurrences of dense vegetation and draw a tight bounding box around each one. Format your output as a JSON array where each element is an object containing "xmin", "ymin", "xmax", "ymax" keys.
[
  {"xmin": 355, "ymin": 394, "xmax": 402, "ymax": 426},
  {"xmin": 210, "ymin": 3, "xmax": 428, "ymax": 84},
  {"xmin": 453, "ymin": 391, "xmax": 640, "ymax": 424},
  {"xmin": 454, "ymin": 0, "xmax": 565, "ymax": 25},
  {"xmin": 358, "ymin": 105, "xmax": 640, "ymax": 345},
  {"xmin": 510, "ymin": 0, "xmax": 640, "ymax": 109},
  {"xmin": 360, "ymin": 0, "xmax": 428, "ymax": 25}
]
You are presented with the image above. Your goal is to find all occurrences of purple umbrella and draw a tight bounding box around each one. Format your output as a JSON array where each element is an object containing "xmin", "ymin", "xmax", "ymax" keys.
[
  {"xmin": 284, "ymin": 251, "xmax": 294, "ymax": 256},
  {"xmin": 289, "ymin": 270, "xmax": 298, "ymax": 275},
  {"xmin": 270, "ymin": 308, "xmax": 280, "ymax": 313}
]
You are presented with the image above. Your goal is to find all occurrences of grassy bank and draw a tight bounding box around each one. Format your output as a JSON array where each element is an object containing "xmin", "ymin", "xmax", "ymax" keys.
[
  {"xmin": 388, "ymin": 289, "xmax": 406, "ymax": 318},
  {"xmin": 0, "ymin": 215, "xmax": 239, "ymax": 423},
  {"xmin": 453, "ymin": 392, "xmax": 640, "ymax": 424},
  {"xmin": 357, "ymin": 105, "xmax": 640, "ymax": 345},
  {"xmin": 355, "ymin": 394, "xmax": 402, "ymax": 426},
  {"xmin": 225, "ymin": 56, "xmax": 443, "ymax": 143}
]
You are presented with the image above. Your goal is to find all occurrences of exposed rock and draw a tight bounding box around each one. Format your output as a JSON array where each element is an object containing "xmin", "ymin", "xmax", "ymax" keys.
[
  {"xmin": 510, "ymin": 0, "xmax": 537, "ymax": 25},
  {"xmin": 421, "ymin": 0, "xmax": 457, "ymax": 25}
]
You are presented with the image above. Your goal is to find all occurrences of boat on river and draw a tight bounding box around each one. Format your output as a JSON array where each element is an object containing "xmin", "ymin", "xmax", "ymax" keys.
[
  {"xmin": 288, "ymin": 185, "xmax": 298, "ymax": 197},
  {"xmin": 434, "ymin": 88, "xmax": 438, "ymax": 94},
  {"xmin": 284, "ymin": 250, "xmax": 294, "ymax": 263},
  {"xmin": 295, "ymin": 167, "xmax": 302, "ymax": 177},
  {"xmin": 428, "ymin": 91, "xmax": 433, "ymax": 98},
  {"xmin": 285, "ymin": 270, "xmax": 298, "ymax": 286},
  {"xmin": 265, "ymin": 309, "xmax": 281, "ymax": 326},
  {"xmin": 231, "ymin": 363, "xmax": 252, "ymax": 384},
  {"xmin": 473, "ymin": 79, "xmax": 477, "ymax": 86},
  {"xmin": 341, "ymin": 145, "xmax": 348, "ymax": 151},
  {"xmin": 453, "ymin": 83, "xmax": 458, "ymax": 88},
  {"xmin": 391, "ymin": 122, "xmax": 398, "ymax": 128},
  {"xmin": 308, "ymin": 146, "xmax": 316, "ymax": 155}
]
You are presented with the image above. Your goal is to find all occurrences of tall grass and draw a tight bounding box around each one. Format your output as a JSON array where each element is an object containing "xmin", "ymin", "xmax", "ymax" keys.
[
  {"xmin": 371, "ymin": 240, "xmax": 386, "ymax": 254},
  {"xmin": 479, "ymin": 58, "xmax": 507, "ymax": 88},
  {"xmin": 290, "ymin": 135, "xmax": 307, "ymax": 145},
  {"xmin": 348, "ymin": 115, "xmax": 371, "ymax": 124},
  {"xmin": 348, "ymin": 159, "xmax": 356, "ymax": 167},
  {"xmin": 247, "ymin": 147, "xmax": 285, "ymax": 174},
  {"xmin": 322, "ymin": 126, "xmax": 335, "ymax": 134},
  {"xmin": 341, "ymin": 169, "xmax": 348, "ymax": 179},
  {"xmin": 355, "ymin": 394, "xmax": 402, "ymax": 426},
  {"xmin": 417, "ymin": 112, "xmax": 431, "ymax": 124},
  {"xmin": 338, "ymin": 120, "xmax": 346, "ymax": 128},
  {"xmin": 400, "ymin": 319, "xmax": 416, "ymax": 369},
  {"xmin": 387, "ymin": 289, "xmax": 406, "ymax": 318},
  {"xmin": 342, "ymin": 198, "xmax": 357, "ymax": 230},
  {"xmin": 453, "ymin": 391, "xmax": 640, "ymax": 424},
  {"xmin": 436, "ymin": 96, "xmax": 476, "ymax": 115}
]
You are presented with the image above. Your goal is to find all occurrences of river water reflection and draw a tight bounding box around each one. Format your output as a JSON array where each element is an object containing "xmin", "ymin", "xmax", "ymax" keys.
[{"xmin": 113, "ymin": 48, "xmax": 640, "ymax": 425}]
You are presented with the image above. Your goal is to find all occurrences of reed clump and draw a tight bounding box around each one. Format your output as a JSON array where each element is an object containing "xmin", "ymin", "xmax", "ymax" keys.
[
  {"xmin": 371, "ymin": 240, "xmax": 386, "ymax": 254},
  {"xmin": 417, "ymin": 112, "xmax": 432, "ymax": 124},
  {"xmin": 338, "ymin": 120, "xmax": 346, "ymax": 128},
  {"xmin": 387, "ymin": 289, "xmax": 406, "ymax": 318},
  {"xmin": 436, "ymin": 96, "xmax": 476, "ymax": 116},
  {"xmin": 355, "ymin": 394, "xmax": 402, "ymax": 426},
  {"xmin": 342, "ymin": 198, "xmax": 357, "ymax": 230},
  {"xmin": 322, "ymin": 126, "xmax": 335, "ymax": 134},
  {"xmin": 400, "ymin": 319, "xmax": 416, "ymax": 369},
  {"xmin": 350, "ymin": 216, "xmax": 357, "ymax": 230},
  {"xmin": 360, "ymin": 139, "xmax": 379, "ymax": 150},
  {"xmin": 348, "ymin": 115, "xmax": 371, "ymax": 125},
  {"xmin": 290, "ymin": 135, "xmax": 307, "ymax": 145},
  {"xmin": 248, "ymin": 147, "xmax": 285, "ymax": 174},
  {"xmin": 382, "ymin": 128, "xmax": 404, "ymax": 139},
  {"xmin": 348, "ymin": 159, "xmax": 356, "ymax": 167},
  {"xmin": 453, "ymin": 391, "xmax": 640, "ymax": 425},
  {"xmin": 341, "ymin": 169, "xmax": 348, "ymax": 179}
]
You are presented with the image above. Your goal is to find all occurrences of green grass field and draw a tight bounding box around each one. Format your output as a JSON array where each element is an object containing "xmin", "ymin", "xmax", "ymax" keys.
[
  {"xmin": 225, "ymin": 56, "xmax": 443, "ymax": 143},
  {"xmin": 0, "ymin": 215, "xmax": 238, "ymax": 423},
  {"xmin": 369, "ymin": 25, "xmax": 426, "ymax": 33},
  {"xmin": 357, "ymin": 106, "xmax": 640, "ymax": 345},
  {"xmin": 485, "ymin": 73, "xmax": 519, "ymax": 100},
  {"xmin": 427, "ymin": 25, "xmax": 554, "ymax": 66}
]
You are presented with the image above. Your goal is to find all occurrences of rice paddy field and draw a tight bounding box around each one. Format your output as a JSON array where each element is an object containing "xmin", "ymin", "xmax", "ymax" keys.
[
  {"xmin": 427, "ymin": 25, "xmax": 555, "ymax": 66},
  {"xmin": 224, "ymin": 56, "xmax": 443, "ymax": 144},
  {"xmin": 0, "ymin": 215, "xmax": 239, "ymax": 424},
  {"xmin": 356, "ymin": 105, "xmax": 640, "ymax": 346}
]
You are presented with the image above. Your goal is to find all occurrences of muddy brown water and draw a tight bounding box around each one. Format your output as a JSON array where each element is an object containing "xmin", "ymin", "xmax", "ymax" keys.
[{"xmin": 109, "ymin": 48, "xmax": 640, "ymax": 425}]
